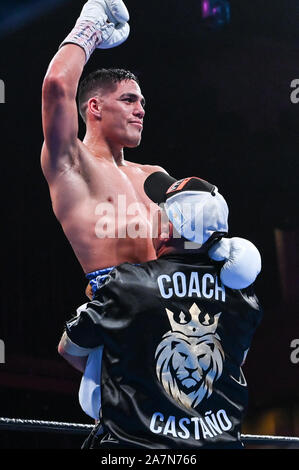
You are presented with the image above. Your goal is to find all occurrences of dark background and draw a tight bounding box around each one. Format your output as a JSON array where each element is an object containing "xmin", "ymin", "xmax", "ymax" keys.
[{"xmin": 0, "ymin": 0, "xmax": 299, "ymax": 448}]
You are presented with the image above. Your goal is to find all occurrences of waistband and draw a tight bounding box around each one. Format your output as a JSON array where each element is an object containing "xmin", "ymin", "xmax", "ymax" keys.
[{"xmin": 86, "ymin": 267, "xmax": 115, "ymax": 298}]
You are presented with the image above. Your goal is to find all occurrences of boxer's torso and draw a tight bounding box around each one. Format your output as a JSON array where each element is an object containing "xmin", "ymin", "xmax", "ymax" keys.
[{"xmin": 43, "ymin": 140, "xmax": 161, "ymax": 273}]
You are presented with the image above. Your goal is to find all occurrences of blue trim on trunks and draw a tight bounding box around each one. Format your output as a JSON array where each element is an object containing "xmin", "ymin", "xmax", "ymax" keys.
[{"xmin": 86, "ymin": 267, "xmax": 115, "ymax": 298}]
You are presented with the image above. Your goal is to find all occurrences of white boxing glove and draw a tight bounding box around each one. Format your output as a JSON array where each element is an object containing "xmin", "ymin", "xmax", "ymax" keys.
[
  {"xmin": 79, "ymin": 0, "xmax": 130, "ymax": 49},
  {"xmin": 208, "ymin": 237, "xmax": 262, "ymax": 289},
  {"xmin": 60, "ymin": 0, "xmax": 130, "ymax": 62}
]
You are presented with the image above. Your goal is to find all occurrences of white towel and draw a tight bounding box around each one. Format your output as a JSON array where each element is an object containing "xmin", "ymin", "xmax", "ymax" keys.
[{"xmin": 79, "ymin": 346, "xmax": 103, "ymax": 419}]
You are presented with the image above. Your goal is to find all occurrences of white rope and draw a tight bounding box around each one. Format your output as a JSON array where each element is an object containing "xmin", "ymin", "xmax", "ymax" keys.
[{"xmin": 1, "ymin": 417, "xmax": 299, "ymax": 445}]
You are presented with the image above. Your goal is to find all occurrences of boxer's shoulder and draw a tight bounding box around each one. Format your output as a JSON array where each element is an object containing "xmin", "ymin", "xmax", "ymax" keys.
[{"xmin": 124, "ymin": 160, "xmax": 168, "ymax": 176}]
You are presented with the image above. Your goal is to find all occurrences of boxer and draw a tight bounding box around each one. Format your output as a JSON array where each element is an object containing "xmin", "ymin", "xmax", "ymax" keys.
[
  {"xmin": 41, "ymin": 1, "xmax": 165, "ymax": 417},
  {"xmin": 58, "ymin": 173, "xmax": 263, "ymax": 449},
  {"xmin": 42, "ymin": 1, "xmax": 261, "ymax": 419}
]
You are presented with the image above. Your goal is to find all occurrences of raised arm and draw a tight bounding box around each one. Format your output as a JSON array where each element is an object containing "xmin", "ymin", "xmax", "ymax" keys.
[
  {"xmin": 41, "ymin": 0, "xmax": 130, "ymax": 180},
  {"xmin": 41, "ymin": 45, "xmax": 85, "ymax": 177}
]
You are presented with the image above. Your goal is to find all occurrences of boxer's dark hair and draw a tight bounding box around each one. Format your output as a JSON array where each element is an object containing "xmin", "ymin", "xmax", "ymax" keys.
[{"xmin": 78, "ymin": 68, "xmax": 139, "ymax": 122}]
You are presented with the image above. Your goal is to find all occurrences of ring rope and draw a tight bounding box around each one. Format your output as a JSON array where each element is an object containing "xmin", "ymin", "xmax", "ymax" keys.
[
  {"xmin": 0, "ymin": 417, "xmax": 299, "ymax": 445},
  {"xmin": 241, "ymin": 433, "xmax": 299, "ymax": 444},
  {"xmin": 0, "ymin": 417, "xmax": 93, "ymax": 435},
  {"xmin": 1, "ymin": 417, "xmax": 299, "ymax": 445}
]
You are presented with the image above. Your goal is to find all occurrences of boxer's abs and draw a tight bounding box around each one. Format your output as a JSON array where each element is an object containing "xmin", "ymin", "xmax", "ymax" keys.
[{"xmin": 61, "ymin": 206, "xmax": 156, "ymax": 273}]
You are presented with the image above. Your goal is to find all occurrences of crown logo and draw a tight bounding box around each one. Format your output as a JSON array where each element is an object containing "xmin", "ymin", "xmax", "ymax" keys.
[{"xmin": 166, "ymin": 303, "xmax": 221, "ymax": 337}]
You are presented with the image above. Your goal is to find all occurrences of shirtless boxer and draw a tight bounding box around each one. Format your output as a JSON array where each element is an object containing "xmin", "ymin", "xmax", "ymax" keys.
[
  {"xmin": 58, "ymin": 174, "xmax": 263, "ymax": 449},
  {"xmin": 42, "ymin": 0, "xmax": 261, "ymax": 419},
  {"xmin": 41, "ymin": 0, "xmax": 260, "ymax": 306},
  {"xmin": 41, "ymin": 2, "xmax": 162, "ymax": 283},
  {"xmin": 41, "ymin": 0, "xmax": 167, "ymax": 418}
]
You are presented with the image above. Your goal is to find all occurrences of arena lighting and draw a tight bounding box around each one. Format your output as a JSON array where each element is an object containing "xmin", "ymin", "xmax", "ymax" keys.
[
  {"xmin": 0, "ymin": 0, "xmax": 71, "ymax": 38},
  {"xmin": 201, "ymin": 0, "xmax": 231, "ymax": 28}
]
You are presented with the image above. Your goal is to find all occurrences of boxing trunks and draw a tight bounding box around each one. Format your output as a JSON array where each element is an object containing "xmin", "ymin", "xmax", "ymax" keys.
[
  {"xmin": 86, "ymin": 267, "xmax": 116, "ymax": 299},
  {"xmin": 79, "ymin": 267, "xmax": 115, "ymax": 420},
  {"xmin": 67, "ymin": 254, "xmax": 263, "ymax": 448}
]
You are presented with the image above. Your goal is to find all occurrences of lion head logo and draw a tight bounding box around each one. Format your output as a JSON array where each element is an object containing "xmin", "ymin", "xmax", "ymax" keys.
[{"xmin": 155, "ymin": 303, "xmax": 224, "ymax": 409}]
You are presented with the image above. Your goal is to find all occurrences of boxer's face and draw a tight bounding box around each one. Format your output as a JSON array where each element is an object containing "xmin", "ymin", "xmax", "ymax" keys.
[{"xmin": 98, "ymin": 80, "xmax": 145, "ymax": 148}]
